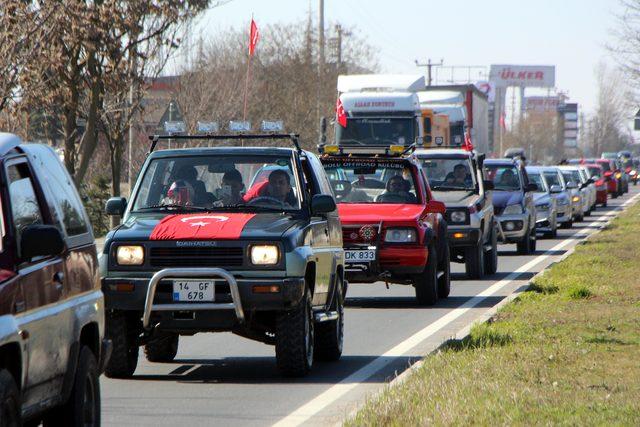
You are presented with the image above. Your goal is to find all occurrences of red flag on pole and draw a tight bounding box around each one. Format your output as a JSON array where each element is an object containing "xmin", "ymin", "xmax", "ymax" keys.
[
  {"xmin": 336, "ymin": 98, "xmax": 347, "ymax": 127},
  {"xmin": 249, "ymin": 19, "xmax": 259, "ymax": 56},
  {"xmin": 499, "ymin": 112, "xmax": 506, "ymax": 130}
]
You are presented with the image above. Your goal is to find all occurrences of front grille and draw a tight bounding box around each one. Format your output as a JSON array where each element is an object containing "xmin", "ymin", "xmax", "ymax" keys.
[
  {"xmin": 149, "ymin": 247, "xmax": 244, "ymax": 267},
  {"xmin": 342, "ymin": 226, "xmax": 378, "ymax": 245}
]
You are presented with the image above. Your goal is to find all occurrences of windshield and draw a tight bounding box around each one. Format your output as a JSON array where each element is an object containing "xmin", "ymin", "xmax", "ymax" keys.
[
  {"xmin": 321, "ymin": 159, "xmax": 421, "ymax": 204},
  {"xmin": 598, "ymin": 161, "xmax": 611, "ymax": 172},
  {"xmin": 587, "ymin": 167, "xmax": 601, "ymax": 178},
  {"xmin": 420, "ymin": 157, "xmax": 477, "ymax": 191},
  {"xmin": 484, "ymin": 164, "xmax": 522, "ymax": 191},
  {"xmin": 335, "ymin": 117, "xmax": 415, "ymax": 146},
  {"xmin": 544, "ymin": 171, "xmax": 562, "ymax": 188},
  {"xmin": 132, "ymin": 154, "xmax": 302, "ymax": 212},
  {"xmin": 528, "ymin": 172, "xmax": 548, "ymax": 192},
  {"xmin": 561, "ymin": 171, "xmax": 579, "ymax": 186}
]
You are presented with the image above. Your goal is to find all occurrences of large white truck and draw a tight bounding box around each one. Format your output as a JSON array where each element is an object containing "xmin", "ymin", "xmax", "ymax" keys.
[
  {"xmin": 334, "ymin": 74, "xmax": 425, "ymax": 148},
  {"xmin": 417, "ymin": 85, "xmax": 490, "ymax": 154}
]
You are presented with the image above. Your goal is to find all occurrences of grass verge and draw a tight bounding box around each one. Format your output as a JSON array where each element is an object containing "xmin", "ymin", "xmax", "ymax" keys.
[{"xmin": 347, "ymin": 202, "xmax": 640, "ymax": 426}]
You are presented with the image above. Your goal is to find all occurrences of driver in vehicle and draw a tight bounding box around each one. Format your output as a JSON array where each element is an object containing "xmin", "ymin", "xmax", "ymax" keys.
[
  {"xmin": 214, "ymin": 169, "xmax": 245, "ymax": 206},
  {"xmin": 258, "ymin": 169, "xmax": 298, "ymax": 206},
  {"xmin": 377, "ymin": 175, "xmax": 417, "ymax": 203},
  {"xmin": 499, "ymin": 169, "xmax": 519, "ymax": 188},
  {"xmin": 446, "ymin": 164, "xmax": 471, "ymax": 187}
]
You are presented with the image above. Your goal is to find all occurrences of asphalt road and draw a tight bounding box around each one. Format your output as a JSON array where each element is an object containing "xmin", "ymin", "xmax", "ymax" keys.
[{"xmin": 101, "ymin": 186, "xmax": 640, "ymax": 426}]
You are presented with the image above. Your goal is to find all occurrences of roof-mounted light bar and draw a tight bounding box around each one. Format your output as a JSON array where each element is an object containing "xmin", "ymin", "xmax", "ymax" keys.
[
  {"xmin": 319, "ymin": 143, "xmax": 416, "ymax": 157},
  {"xmin": 148, "ymin": 132, "xmax": 301, "ymax": 154}
]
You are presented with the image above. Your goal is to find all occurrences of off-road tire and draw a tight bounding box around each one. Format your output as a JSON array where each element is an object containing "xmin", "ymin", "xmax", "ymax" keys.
[
  {"xmin": 144, "ymin": 333, "xmax": 179, "ymax": 363},
  {"xmin": 45, "ymin": 346, "xmax": 100, "ymax": 427},
  {"xmin": 0, "ymin": 369, "xmax": 20, "ymax": 427},
  {"xmin": 276, "ymin": 288, "xmax": 314, "ymax": 377},
  {"xmin": 465, "ymin": 242, "xmax": 485, "ymax": 279},
  {"xmin": 437, "ymin": 241, "xmax": 451, "ymax": 298},
  {"xmin": 414, "ymin": 243, "xmax": 438, "ymax": 305},
  {"xmin": 315, "ymin": 275, "xmax": 344, "ymax": 362},
  {"xmin": 105, "ymin": 312, "xmax": 139, "ymax": 378},
  {"xmin": 483, "ymin": 226, "xmax": 499, "ymax": 275}
]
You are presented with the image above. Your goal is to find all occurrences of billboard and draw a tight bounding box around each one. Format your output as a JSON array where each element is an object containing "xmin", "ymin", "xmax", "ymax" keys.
[{"xmin": 489, "ymin": 65, "xmax": 555, "ymax": 88}]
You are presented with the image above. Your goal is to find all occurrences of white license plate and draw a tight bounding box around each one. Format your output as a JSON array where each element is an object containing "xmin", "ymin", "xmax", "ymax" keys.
[
  {"xmin": 345, "ymin": 250, "xmax": 376, "ymax": 263},
  {"xmin": 172, "ymin": 280, "xmax": 215, "ymax": 302}
]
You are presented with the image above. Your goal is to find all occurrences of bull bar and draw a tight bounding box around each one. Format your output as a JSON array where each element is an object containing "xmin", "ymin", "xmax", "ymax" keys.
[{"xmin": 142, "ymin": 268, "xmax": 245, "ymax": 329}]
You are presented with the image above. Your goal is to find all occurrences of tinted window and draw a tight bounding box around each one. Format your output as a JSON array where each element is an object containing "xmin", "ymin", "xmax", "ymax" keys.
[
  {"xmin": 484, "ymin": 164, "xmax": 522, "ymax": 191},
  {"xmin": 38, "ymin": 151, "xmax": 88, "ymax": 235},
  {"xmin": 8, "ymin": 163, "xmax": 43, "ymax": 239}
]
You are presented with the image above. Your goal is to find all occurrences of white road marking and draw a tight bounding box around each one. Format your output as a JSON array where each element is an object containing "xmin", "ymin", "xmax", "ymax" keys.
[{"xmin": 273, "ymin": 192, "xmax": 640, "ymax": 427}]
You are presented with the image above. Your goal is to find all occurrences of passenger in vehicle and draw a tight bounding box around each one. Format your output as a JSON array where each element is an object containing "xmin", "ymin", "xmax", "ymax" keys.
[
  {"xmin": 163, "ymin": 179, "xmax": 195, "ymax": 206},
  {"xmin": 376, "ymin": 175, "xmax": 417, "ymax": 203},
  {"xmin": 174, "ymin": 165, "xmax": 210, "ymax": 205},
  {"xmin": 215, "ymin": 169, "xmax": 245, "ymax": 206}
]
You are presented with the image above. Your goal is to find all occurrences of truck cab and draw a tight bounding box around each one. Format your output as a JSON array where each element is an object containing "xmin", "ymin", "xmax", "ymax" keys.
[{"xmin": 335, "ymin": 74, "xmax": 425, "ymax": 148}]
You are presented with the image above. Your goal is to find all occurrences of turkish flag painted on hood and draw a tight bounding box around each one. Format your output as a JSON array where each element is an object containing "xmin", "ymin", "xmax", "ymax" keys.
[{"xmin": 150, "ymin": 213, "xmax": 256, "ymax": 240}]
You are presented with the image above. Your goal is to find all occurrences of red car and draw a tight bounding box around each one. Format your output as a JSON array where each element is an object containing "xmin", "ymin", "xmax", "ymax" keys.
[
  {"xmin": 584, "ymin": 163, "xmax": 608, "ymax": 207},
  {"xmin": 595, "ymin": 159, "xmax": 621, "ymax": 198},
  {"xmin": 320, "ymin": 147, "xmax": 449, "ymax": 306}
]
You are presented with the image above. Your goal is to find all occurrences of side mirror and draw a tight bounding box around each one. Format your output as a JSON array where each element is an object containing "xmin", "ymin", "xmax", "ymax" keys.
[
  {"xmin": 483, "ymin": 179, "xmax": 495, "ymax": 191},
  {"xmin": 525, "ymin": 183, "xmax": 539, "ymax": 192},
  {"xmin": 311, "ymin": 194, "xmax": 336, "ymax": 215},
  {"xmin": 566, "ymin": 182, "xmax": 578, "ymax": 190},
  {"xmin": 106, "ymin": 197, "xmax": 127, "ymax": 216},
  {"xmin": 426, "ymin": 200, "xmax": 446, "ymax": 215},
  {"xmin": 550, "ymin": 185, "xmax": 562, "ymax": 194},
  {"xmin": 21, "ymin": 225, "xmax": 65, "ymax": 261}
]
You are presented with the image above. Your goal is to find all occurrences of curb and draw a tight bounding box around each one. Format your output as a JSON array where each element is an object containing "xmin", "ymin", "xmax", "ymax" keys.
[{"xmin": 340, "ymin": 193, "xmax": 640, "ymax": 425}]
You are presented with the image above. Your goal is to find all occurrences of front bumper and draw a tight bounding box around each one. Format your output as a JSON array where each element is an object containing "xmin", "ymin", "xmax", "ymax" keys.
[
  {"xmin": 103, "ymin": 268, "xmax": 305, "ymax": 331},
  {"xmin": 344, "ymin": 245, "xmax": 427, "ymax": 283},
  {"xmin": 495, "ymin": 214, "xmax": 528, "ymax": 242},
  {"xmin": 556, "ymin": 204, "xmax": 572, "ymax": 223},
  {"xmin": 535, "ymin": 209, "xmax": 554, "ymax": 231}
]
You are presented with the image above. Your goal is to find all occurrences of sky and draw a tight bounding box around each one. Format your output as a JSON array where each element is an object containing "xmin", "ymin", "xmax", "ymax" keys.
[{"xmin": 188, "ymin": 0, "xmax": 623, "ymax": 115}]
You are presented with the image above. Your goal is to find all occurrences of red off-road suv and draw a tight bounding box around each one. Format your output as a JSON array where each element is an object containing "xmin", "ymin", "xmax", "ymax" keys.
[{"xmin": 320, "ymin": 147, "xmax": 449, "ymax": 305}]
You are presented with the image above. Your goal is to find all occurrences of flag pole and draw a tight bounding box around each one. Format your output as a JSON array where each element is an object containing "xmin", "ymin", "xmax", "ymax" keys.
[{"xmin": 242, "ymin": 15, "xmax": 254, "ymax": 122}]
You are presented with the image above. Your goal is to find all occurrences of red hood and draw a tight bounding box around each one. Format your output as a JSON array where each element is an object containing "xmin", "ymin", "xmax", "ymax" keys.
[{"xmin": 337, "ymin": 203, "xmax": 424, "ymax": 225}]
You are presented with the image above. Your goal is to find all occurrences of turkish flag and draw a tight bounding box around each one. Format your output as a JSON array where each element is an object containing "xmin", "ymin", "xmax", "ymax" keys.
[
  {"xmin": 150, "ymin": 213, "xmax": 256, "ymax": 240},
  {"xmin": 462, "ymin": 132, "xmax": 474, "ymax": 152},
  {"xmin": 499, "ymin": 112, "xmax": 507, "ymax": 130},
  {"xmin": 336, "ymin": 98, "xmax": 347, "ymax": 127},
  {"xmin": 249, "ymin": 18, "xmax": 259, "ymax": 56}
]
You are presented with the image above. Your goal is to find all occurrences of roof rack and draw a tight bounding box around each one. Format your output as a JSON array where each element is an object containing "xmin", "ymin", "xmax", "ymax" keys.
[
  {"xmin": 147, "ymin": 133, "xmax": 302, "ymax": 154},
  {"xmin": 318, "ymin": 143, "xmax": 416, "ymax": 158}
]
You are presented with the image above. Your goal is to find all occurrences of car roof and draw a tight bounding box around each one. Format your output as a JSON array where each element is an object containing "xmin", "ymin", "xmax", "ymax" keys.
[
  {"xmin": 148, "ymin": 146, "xmax": 301, "ymax": 159},
  {"xmin": 525, "ymin": 166, "xmax": 544, "ymax": 173},
  {"xmin": 414, "ymin": 148, "xmax": 471, "ymax": 158},
  {"xmin": 484, "ymin": 158, "xmax": 518, "ymax": 166}
]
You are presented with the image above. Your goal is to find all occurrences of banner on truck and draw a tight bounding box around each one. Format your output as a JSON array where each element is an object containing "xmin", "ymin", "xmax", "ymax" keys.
[{"xmin": 489, "ymin": 65, "xmax": 555, "ymax": 88}]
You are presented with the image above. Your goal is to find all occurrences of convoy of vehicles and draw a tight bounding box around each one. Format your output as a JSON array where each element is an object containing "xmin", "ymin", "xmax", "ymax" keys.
[
  {"xmin": 0, "ymin": 134, "xmax": 108, "ymax": 426},
  {"xmin": 415, "ymin": 147, "xmax": 498, "ymax": 278},
  {"xmin": 526, "ymin": 166, "xmax": 558, "ymax": 238}
]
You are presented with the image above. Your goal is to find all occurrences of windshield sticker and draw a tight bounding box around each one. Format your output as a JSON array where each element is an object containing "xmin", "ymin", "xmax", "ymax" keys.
[{"xmin": 323, "ymin": 161, "xmax": 405, "ymax": 169}]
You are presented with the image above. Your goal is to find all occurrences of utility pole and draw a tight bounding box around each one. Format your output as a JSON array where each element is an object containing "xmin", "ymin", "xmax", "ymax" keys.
[
  {"xmin": 415, "ymin": 58, "xmax": 444, "ymax": 87},
  {"xmin": 317, "ymin": 0, "xmax": 324, "ymax": 133},
  {"xmin": 334, "ymin": 24, "xmax": 352, "ymax": 69}
]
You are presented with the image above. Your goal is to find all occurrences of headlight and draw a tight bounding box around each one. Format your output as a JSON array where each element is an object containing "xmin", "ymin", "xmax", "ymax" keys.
[
  {"xmin": 615, "ymin": 172, "xmax": 622, "ymax": 179},
  {"xmin": 450, "ymin": 210, "xmax": 467, "ymax": 223},
  {"xmin": 536, "ymin": 203, "xmax": 550, "ymax": 211},
  {"xmin": 116, "ymin": 245, "xmax": 144, "ymax": 265},
  {"xmin": 384, "ymin": 228, "xmax": 417, "ymax": 243},
  {"xmin": 503, "ymin": 204, "xmax": 523, "ymax": 215},
  {"xmin": 250, "ymin": 245, "xmax": 279, "ymax": 265},
  {"xmin": 572, "ymin": 195, "xmax": 580, "ymax": 203}
]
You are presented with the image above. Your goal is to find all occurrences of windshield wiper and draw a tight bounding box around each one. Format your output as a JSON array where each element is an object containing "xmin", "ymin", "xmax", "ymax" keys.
[
  {"xmin": 135, "ymin": 204, "xmax": 211, "ymax": 212},
  {"xmin": 432, "ymin": 185, "xmax": 475, "ymax": 191}
]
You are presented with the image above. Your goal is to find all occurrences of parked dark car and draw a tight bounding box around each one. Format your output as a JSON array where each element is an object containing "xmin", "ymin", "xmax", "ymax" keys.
[
  {"xmin": 484, "ymin": 158, "xmax": 537, "ymax": 254},
  {"xmin": 101, "ymin": 133, "xmax": 345, "ymax": 378},
  {"xmin": 0, "ymin": 133, "xmax": 108, "ymax": 426}
]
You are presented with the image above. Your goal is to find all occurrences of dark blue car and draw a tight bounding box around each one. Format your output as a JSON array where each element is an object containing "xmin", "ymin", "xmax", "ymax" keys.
[{"xmin": 483, "ymin": 158, "xmax": 537, "ymax": 254}]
